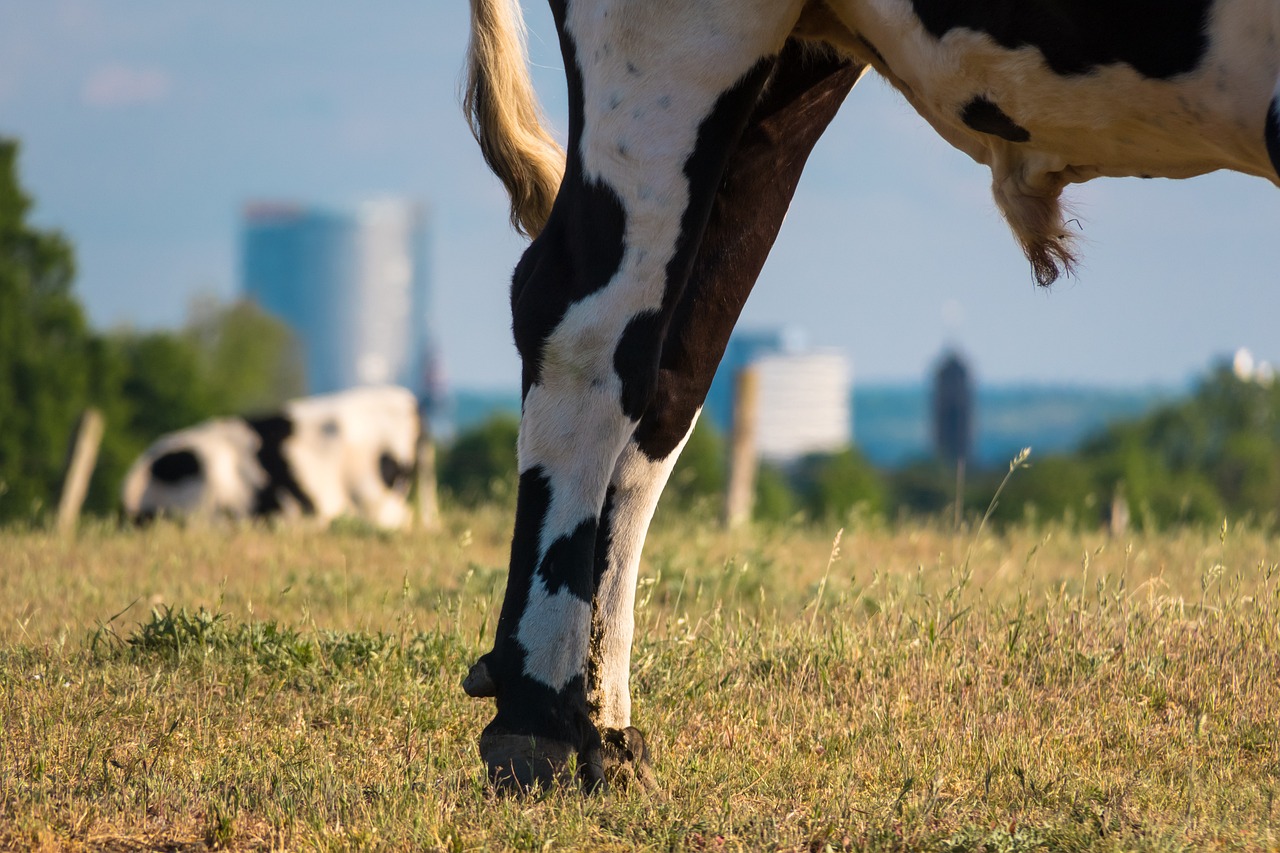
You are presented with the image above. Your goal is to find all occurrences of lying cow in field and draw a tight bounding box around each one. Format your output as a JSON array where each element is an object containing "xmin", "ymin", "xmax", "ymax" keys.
[
  {"xmin": 461, "ymin": 0, "xmax": 1280, "ymax": 790},
  {"xmin": 122, "ymin": 386, "xmax": 420, "ymax": 530}
]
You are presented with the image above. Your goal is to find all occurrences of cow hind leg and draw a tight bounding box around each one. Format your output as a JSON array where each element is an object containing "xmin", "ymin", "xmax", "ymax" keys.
[
  {"xmin": 584, "ymin": 41, "xmax": 865, "ymax": 790},
  {"xmin": 466, "ymin": 0, "xmax": 802, "ymax": 792}
]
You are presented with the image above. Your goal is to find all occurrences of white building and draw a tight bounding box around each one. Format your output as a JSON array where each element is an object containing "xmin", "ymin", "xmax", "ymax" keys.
[{"xmin": 751, "ymin": 349, "xmax": 852, "ymax": 462}]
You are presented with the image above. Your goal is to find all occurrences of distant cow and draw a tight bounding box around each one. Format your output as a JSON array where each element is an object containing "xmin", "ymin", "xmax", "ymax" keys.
[
  {"xmin": 122, "ymin": 386, "xmax": 420, "ymax": 529},
  {"xmin": 461, "ymin": 0, "xmax": 1280, "ymax": 791}
]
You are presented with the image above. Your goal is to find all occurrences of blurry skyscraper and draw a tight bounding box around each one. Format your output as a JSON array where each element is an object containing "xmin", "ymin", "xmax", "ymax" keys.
[
  {"xmin": 241, "ymin": 199, "xmax": 443, "ymax": 409},
  {"xmin": 932, "ymin": 350, "xmax": 973, "ymax": 464}
]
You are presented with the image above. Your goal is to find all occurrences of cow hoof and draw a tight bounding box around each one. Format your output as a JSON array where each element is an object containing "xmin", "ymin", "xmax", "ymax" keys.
[
  {"xmin": 601, "ymin": 726, "xmax": 657, "ymax": 791},
  {"xmin": 479, "ymin": 731, "xmax": 604, "ymax": 794},
  {"xmin": 462, "ymin": 659, "xmax": 497, "ymax": 697}
]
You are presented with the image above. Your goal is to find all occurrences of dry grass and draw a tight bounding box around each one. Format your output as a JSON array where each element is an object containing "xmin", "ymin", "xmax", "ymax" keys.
[{"xmin": 1, "ymin": 506, "xmax": 1277, "ymax": 851}]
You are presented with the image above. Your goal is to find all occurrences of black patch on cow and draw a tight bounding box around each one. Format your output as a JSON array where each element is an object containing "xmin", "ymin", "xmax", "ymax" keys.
[
  {"xmin": 614, "ymin": 311, "xmax": 665, "ymax": 421},
  {"xmin": 909, "ymin": 0, "xmax": 1212, "ymax": 79},
  {"xmin": 961, "ymin": 96, "xmax": 1031, "ymax": 142},
  {"xmin": 493, "ymin": 467, "xmax": 596, "ymax": 655},
  {"xmin": 1266, "ymin": 99, "xmax": 1280, "ymax": 180},
  {"xmin": 660, "ymin": 55, "xmax": 776, "ymax": 319},
  {"xmin": 320, "ymin": 418, "xmax": 340, "ymax": 438},
  {"xmin": 150, "ymin": 449, "xmax": 201, "ymax": 483},
  {"xmin": 378, "ymin": 452, "xmax": 409, "ymax": 490},
  {"xmin": 591, "ymin": 484, "xmax": 619, "ymax": 593},
  {"xmin": 601, "ymin": 56, "xmax": 779, "ymax": 430},
  {"xmin": 482, "ymin": 467, "xmax": 601, "ymax": 729},
  {"xmin": 628, "ymin": 43, "xmax": 860, "ymax": 462},
  {"xmin": 490, "ymin": 468, "xmax": 551, "ymax": 655},
  {"xmin": 246, "ymin": 415, "xmax": 316, "ymax": 517},
  {"xmin": 537, "ymin": 520, "xmax": 597, "ymax": 602},
  {"xmin": 511, "ymin": 0, "xmax": 627, "ymax": 398}
]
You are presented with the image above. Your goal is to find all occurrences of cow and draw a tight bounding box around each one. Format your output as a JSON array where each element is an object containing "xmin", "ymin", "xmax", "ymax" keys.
[
  {"xmin": 460, "ymin": 0, "xmax": 1280, "ymax": 791},
  {"xmin": 122, "ymin": 385, "xmax": 421, "ymax": 530}
]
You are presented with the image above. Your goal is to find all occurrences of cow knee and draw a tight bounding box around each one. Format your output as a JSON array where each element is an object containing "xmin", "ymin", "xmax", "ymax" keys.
[{"xmin": 512, "ymin": 251, "xmax": 665, "ymax": 424}]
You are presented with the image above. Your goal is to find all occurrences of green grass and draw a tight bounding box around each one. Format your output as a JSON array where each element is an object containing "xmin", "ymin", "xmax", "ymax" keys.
[{"xmin": 1, "ymin": 508, "xmax": 1277, "ymax": 850}]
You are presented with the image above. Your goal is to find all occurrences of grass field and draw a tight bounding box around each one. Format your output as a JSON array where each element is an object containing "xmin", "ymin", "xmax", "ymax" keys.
[{"xmin": 1, "ymin": 502, "xmax": 1277, "ymax": 851}]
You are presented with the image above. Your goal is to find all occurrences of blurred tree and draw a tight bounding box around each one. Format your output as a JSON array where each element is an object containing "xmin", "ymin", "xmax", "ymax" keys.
[
  {"xmin": 0, "ymin": 139, "xmax": 98, "ymax": 522},
  {"xmin": 792, "ymin": 447, "xmax": 886, "ymax": 521},
  {"xmin": 114, "ymin": 332, "xmax": 219, "ymax": 440},
  {"xmin": 1215, "ymin": 431, "xmax": 1280, "ymax": 515},
  {"xmin": 184, "ymin": 296, "xmax": 305, "ymax": 415},
  {"xmin": 0, "ymin": 137, "xmax": 310, "ymax": 523},
  {"xmin": 887, "ymin": 460, "xmax": 954, "ymax": 518},
  {"xmin": 752, "ymin": 463, "xmax": 798, "ymax": 524},
  {"xmin": 661, "ymin": 418, "xmax": 726, "ymax": 512},
  {"xmin": 439, "ymin": 414, "xmax": 520, "ymax": 507},
  {"xmin": 987, "ymin": 454, "xmax": 1096, "ymax": 526}
]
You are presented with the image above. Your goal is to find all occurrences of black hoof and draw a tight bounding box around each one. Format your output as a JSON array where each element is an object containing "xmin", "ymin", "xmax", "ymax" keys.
[
  {"xmin": 479, "ymin": 729, "xmax": 605, "ymax": 794},
  {"xmin": 600, "ymin": 726, "xmax": 657, "ymax": 791}
]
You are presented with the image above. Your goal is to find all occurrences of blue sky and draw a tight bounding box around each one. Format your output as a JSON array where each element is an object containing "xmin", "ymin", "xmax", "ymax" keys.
[{"xmin": 3, "ymin": 1, "xmax": 1279, "ymax": 390}]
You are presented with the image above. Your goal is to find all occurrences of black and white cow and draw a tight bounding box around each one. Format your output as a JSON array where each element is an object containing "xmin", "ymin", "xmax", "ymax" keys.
[
  {"xmin": 461, "ymin": 0, "xmax": 1280, "ymax": 790},
  {"xmin": 122, "ymin": 385, "xmax": 420, "ymax": 530}
]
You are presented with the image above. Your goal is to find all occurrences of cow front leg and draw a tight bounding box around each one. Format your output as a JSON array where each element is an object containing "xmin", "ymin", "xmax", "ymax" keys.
[
  {"xmin": 586, "ymin": 427, "xmax": 694, "ymax": 790},
  {"xmin": 582, "ymin": 41, "xmax": 865, "ymax": 789},
  {"xmin": 465, "ymin": 0, "xmax": 807, "ymax": 792},
  {"xmin": 477, "ymin": 372, "xmax": 636, "ymax": 790}
]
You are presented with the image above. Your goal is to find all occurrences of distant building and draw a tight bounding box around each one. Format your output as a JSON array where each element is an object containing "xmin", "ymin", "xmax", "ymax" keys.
[
  {"xmin": 241, "ymin": 199, "xmax": 442, "ymax": 407},
  {"xmin": 931, "ymin": 350, "xmax": 973, "ymax": 464},
  {"xmin": 704, "ymin": 327, "xmax": 804, "ymax": 433},
  {"xmin": 706, "ymin": 328, "xmax": 852, "ymax": 463},
  {"xmin": 752, "ymin": 350, "xmax": 852, "ymax": 461}
]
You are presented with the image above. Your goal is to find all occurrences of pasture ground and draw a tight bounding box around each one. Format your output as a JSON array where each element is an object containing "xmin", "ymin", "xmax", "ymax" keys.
[{"xmin": 1, "ymin": 504, "xmax": 1277, "ymax": 851}]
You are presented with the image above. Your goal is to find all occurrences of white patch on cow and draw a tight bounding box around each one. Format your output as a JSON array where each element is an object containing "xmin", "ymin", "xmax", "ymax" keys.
[
  {"xmin": 590, "ymin": 417, "xmax": 696, "ymax": 729},
  {"xmin": 833, "ymin": 0, "xmax": 1280, "ymax": 178},
  {"xmin": 515, "ymin": 571, "xmax": 594, "ymax": 693}
]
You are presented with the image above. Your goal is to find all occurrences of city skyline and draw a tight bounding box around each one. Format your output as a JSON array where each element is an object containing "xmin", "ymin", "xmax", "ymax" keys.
[{"xmin": 2, "ymin": 2, "xmax": 1279, "ymax": 390}]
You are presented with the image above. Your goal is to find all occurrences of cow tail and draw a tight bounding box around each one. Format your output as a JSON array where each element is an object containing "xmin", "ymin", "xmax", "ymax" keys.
[{"xmin": 464, "ymin": 0, "xmax": 565, "ymax": 239}]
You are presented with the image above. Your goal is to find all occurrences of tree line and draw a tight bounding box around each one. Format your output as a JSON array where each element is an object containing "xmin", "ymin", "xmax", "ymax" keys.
[
  {"xmin": 440, "ymin": 365, "xmax": 1280, "ymax": 531},
  {"xmin": 0, "ymin": 139, "xmax": 303, "ymax": 523}
]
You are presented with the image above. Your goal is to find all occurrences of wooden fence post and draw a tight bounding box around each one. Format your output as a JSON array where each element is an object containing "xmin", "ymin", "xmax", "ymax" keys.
[
  {"xmin": 722, "ymin": 365, "xmax": 760, "ymax": 530},
  {"xmin": 415, "ymin": 417, "xmax": 442, "ymax": 531},
  {"xmin": 57, "ymin": 408, "xmax": 105, "ymax": 534}
]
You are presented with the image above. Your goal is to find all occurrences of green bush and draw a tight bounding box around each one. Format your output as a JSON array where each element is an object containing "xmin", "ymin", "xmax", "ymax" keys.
[{"xmin": 438, "ymin": 414, "xmax": 520, "ymax": 507}]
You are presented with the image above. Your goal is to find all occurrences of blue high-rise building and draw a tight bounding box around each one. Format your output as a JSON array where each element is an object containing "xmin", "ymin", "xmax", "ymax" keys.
[{"xmin": 241, "ymin": 200, "xmax": 442, "ymax": 407}]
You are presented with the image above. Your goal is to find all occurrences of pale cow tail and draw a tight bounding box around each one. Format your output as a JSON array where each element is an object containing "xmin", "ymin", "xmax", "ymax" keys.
[{"xmin": 464, "ymin": 0, "xmax": 565, "ymax": 239}]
